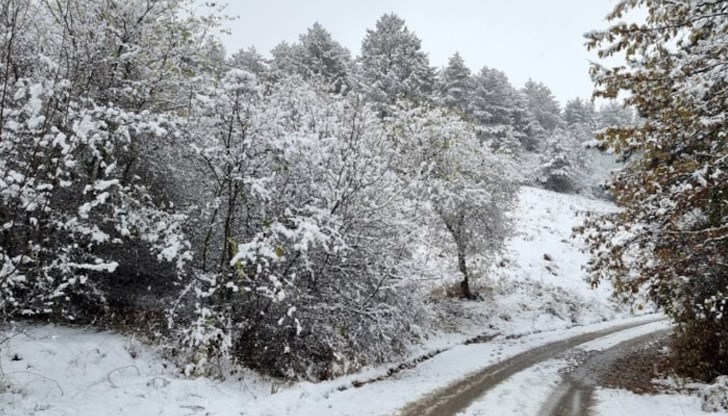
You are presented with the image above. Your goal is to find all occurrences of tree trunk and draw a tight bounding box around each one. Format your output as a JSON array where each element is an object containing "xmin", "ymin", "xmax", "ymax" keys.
[{"xmin": 457, "ymin": 249, "xmax": 475, "ymax": 300}]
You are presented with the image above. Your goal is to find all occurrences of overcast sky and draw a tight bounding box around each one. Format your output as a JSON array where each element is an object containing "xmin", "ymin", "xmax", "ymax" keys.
[{"xmin": 210, "ymin": 0, "xmax": 622, "ymax": 106}]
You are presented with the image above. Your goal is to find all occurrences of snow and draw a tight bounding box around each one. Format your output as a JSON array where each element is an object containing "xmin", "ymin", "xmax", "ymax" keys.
[
  {"xmin": 494, "ymin": 186, "xmax": 616, "ymax": 301},
  {"xmin": 0, "ymin": 187, "xmax": 700, "ymax": 416},
  {"xmin": 0, "ymin": 326, "xmax": 262, "ymax": 416},
  {"xmin": 458, "ymin": 320, "xmax": 671, "ymax": 416},
  {"xmin": 68, "ymin": 261, "xmax": 119, "ymax": 273},
  {"xmin": 1, "ymin": 317, "xmax": 665, "ymax": 416},
  {"xmin": 458, "ymin": 359, "xmax": 567, "ymax": 416},
  {"xmin": 593, "ymin": 389, "xmax": 714, "ymax": 416}
]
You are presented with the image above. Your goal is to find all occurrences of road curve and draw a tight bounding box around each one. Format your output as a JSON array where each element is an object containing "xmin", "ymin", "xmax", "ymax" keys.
[
  {"xmin": 538, "ymin": 329, "xmax": 670, "ymax": 416},
  {"xmin": 395, "ymin": 318, "xmax": 665, "ymax": 416}
]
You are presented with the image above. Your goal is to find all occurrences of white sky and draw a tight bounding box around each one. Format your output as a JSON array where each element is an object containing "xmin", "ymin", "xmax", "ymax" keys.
[{"xmin": 209, "ymin": 0, "xmax": 623, "ymax": 106}]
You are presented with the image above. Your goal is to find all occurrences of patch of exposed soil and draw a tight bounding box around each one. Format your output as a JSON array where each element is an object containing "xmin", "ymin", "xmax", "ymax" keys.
[{"xmin": 598, "ymin": 337, "xmax": 672, "ymax": 394}]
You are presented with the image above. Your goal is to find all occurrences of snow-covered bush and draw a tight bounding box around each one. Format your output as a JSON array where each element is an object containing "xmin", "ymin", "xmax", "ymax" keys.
[
  {"xmin": 0, "ymin": 0, "xmax": 213, "ymax": 322},
  {"xmin": 174, "ymin": 75, "xmax": 433, "ymax": 378},
  {"xmin": 538, "ymin": 127, "xmax": 590, "ymax": 193},
  {"xmin": 702, "ymin": 376, "xmax": 728, "ymax": 412}
]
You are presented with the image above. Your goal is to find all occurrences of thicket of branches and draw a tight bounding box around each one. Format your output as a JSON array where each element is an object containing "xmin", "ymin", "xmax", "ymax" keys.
[
  {"xmin": 583, "ymin": 0, "xmax": 728, "ymax": 381},
  {"xmin": 0, "ymin": 0, "xmax": 627, "ymax": 379}
]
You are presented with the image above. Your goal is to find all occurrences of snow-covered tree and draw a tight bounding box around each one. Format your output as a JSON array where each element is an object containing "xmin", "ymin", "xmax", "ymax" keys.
[
  {"xmin": 0, "ymin": 0, "xmax": 217, "ymax": 321},
  {"xmin": 389, "ymin": 104, "xmax": 518, "ymax": 299},
  {"xmin": 470, "ymin": 67, "xmax": 522, "ymax": 154},
  {"xmin": 180, "ymin": 73, "xmax": 432, "ymax": 378},
  {"xmin": 357, "ymin": 14, "xmax": 435, "ymax": 113},
  {"xmin": 538, "ymin": 127, "xmax": 590, "ymax": 193},
  {"xmin": 583, "ymin": 0, "xmax": 728, "ymax": 380},
  {"xmin": 297, "ymin": 23, "xmax": 351, "ymax": 92},
  {"xmin": 564, "ymin": 97, "xmax": 596, "ymax": 128},
  {"xmin": 595, "ymin": 101, "xmax": 634, "ymax": 131},
  {"xmin": 522, "ymin": 79, "xmax": 563, "ymax": 132},
  {"xmin": 229, "ymin": 47, "xmax": 270, "ymax": 79},
  {"xmin": 269, "ymin": 23, "xmax": 351, "ymax": 93},
  {"xmin": 270, "ymin": 41, "xmax": 301, "ymax": 77},
  {"xmin": 436, "ymin": 52, "xmax": 473, "ymax": 115},
  {"xmin": 509, "ymin": 91, "xmax": 544, "ymax": 152}
]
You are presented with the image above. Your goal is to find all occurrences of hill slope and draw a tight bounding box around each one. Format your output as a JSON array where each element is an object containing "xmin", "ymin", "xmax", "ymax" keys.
[{"xmin": 1, "ymin": 186, "xmax": 635, "ymax": 415}]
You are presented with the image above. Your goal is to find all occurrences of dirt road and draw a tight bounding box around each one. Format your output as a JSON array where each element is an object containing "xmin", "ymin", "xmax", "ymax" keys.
[
  {"xmin": 395, "ymin": 318, "xmax": 666, "ymax": 416},
  {"xmin": 538, "ymin": 329, "xmax": 670, "ymax": 416}
]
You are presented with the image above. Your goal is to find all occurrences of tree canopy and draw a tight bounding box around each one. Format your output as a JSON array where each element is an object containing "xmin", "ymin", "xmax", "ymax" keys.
[{"xmin": 583, "ymin": 0, "xmax": 728, "ymax": 380}]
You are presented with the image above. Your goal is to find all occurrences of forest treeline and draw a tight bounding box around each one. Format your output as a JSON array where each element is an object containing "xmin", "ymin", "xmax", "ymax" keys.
[{"xmin": 0, "ymin": 0, "xmax": 685, "ymax": 381}]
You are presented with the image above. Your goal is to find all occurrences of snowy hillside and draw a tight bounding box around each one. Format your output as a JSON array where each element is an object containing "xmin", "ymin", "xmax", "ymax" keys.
[
  {"xmin": 428, "ymin": 186, "xmax": 626, "ymax": 345},
  {"xmin": 0, "ymin": 186, "xmax": 636, "ymax": 416},
  {"xmin": 486, "ymin": 186, "xmax": 622, "ymax": 328}
]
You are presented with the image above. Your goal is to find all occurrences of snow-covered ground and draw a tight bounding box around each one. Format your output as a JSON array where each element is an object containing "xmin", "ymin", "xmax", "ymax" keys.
[
  {"xmin": 490, "ymin": 186, "xmax": 618, "ymax": 319},
  {"xmin": 0, "ymin": 187, "xmax": 709, "ymax": 416},
  {"xmin": 593, "ymin": 389, "xmax": 713, "ymax": 416},
  {"xmin": 425, "ymin": 186, "xmax": 626, "ymax": 347},
  {"xmin": 0, "ymin": 316, "xmax": 660, "ymax": 416},
  {"xmin": 457, "ymin": 320, "xmax": 671, "ymax": 416}
]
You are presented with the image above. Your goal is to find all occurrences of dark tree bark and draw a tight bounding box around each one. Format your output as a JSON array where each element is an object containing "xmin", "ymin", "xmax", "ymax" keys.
[{"xmin": 457, "ymin": 248, "xmax": 475, "ymax": 300}]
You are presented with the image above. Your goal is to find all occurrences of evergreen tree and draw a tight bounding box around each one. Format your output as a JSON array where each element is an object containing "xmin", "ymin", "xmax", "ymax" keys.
[
  {"xmin": 470, "ymin": 67, "xmax": 521, "ymax": 153},
  {"xmin": 229, "ymin": 47, "xmax": 270, "ymax": 79},
  {"xmin": 436, "ymin": 52, "xmax": 473, "ymax": 115},
  {"xmin": 358, "ymin": 13, "xmax": 434, "ymax": 112},
  {"xmin": 564, "ymin": 97, "xmax": 596, "ymax": 127},
  {"xmin": 270, "ymin": 41, "xmax": 302, "ymax": 78},
  {"xmin": 269, "ymin": 23, "xmax": 351, "ymax": 92},
  {"xmin": 511, "ymin": 90, "xmax": 545, "ymax": 151},
  {"xmin": 595, "ymin": 101, "xmax": 634, "ymax": 130},
  {"xmin": 522, "ymin": 79, "xmax": 563, "ymax": 132},
  {"xmin": 538, "ymin": 127, "xmax": 589, "ymax": 193},
  {"xmin": 583, "ymin": 0, "xmax": 728, "ymax": 380},
  {"xmin": 297, "ymin": 22, "xmax": 351, "ymax": 92}
]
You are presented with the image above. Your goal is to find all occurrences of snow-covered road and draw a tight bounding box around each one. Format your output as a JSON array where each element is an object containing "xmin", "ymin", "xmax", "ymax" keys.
[
  {"xmin": 1, "ymin": 316, "xmax": 670, "ymax": 416},
  {"xmin": 397, "ymin": 318, "xmax": 668, "ymax": 416},
  {"xmin": 537, "ymin": 329, "xmax": 669, "ymax": 416}
]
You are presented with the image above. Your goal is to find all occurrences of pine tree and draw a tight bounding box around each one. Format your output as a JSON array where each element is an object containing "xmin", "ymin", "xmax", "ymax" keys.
[
  {"xmin": 564, "ymin": 97, "xmax": 596, "ymax": 128},
  {"xmin": 522, "ymin": 79, "xmax": 563, "ymax": 132},
  {"xmin": 538, "ymin": 128, "xmax": 589, "ymax": 193},
  {"xmin": 229, "ymin": 47, "xmax": 270, "ymax": 79},
  {"xmin": 357, "ymin": 13, "xmax": 434, "ymax": 113},
  {"xmin": 470, "ymin": 67, "xmax": 521, "ymax": 153},
  {"xmin": 436, "ymin": 52, "xmax": 473, "ymax": 115},
  {"xmin": 511, "ymin": 90, "xmax": 545, "ymax": 151},
  {"xmin": 298, "ymin": 22, "xmax": 351, "ymax": 92},
  {"xmin": 583, "ymin": 0, "xmax": 728, "ymax": 380},
  {"xmin": 270, "ymin": 41, "xmax": 302, "ymax": 78},
  {"xmin": 270, "ymin": 23, "xmax": 351, "ymax": 92},
  {"xmin": 595, "ymin": 101, "xmax": 634, "ymax": 130}
]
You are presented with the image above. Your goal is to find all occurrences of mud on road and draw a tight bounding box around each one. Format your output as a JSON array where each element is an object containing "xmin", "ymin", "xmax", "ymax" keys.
[
  {"xmin": 395, "ymin": 318, "xmax": 665, "ymax": 416},
  {"xmin": 538, "ymin": 330, "xmax": 670, "ymax": 416}
]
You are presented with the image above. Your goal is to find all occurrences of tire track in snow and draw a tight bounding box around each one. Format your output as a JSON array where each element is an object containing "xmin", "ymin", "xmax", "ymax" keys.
[
  {"xmin": 538, "ymin": 329, "xmax": 670, "ymax": 416},
  {"xmin": 395, "ymin": 317, "xmax": 665, "ymax": 416}
]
